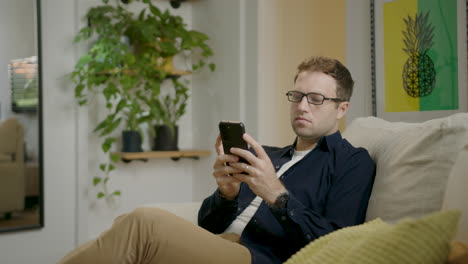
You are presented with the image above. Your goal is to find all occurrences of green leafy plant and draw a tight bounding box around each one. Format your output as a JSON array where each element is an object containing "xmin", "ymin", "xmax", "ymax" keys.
[
  {"xmin": 149, "ymin": 78, "xmax": 188, "ymax": 135},
  {"xmin": 70, "ymin": 0, "xmax": 215, "ymax": 200}
]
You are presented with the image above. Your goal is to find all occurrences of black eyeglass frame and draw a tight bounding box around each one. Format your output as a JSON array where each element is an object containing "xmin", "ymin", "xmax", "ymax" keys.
[{"xmin": 285, "ymin": 91, "xmax": 346, "ymax": 105}]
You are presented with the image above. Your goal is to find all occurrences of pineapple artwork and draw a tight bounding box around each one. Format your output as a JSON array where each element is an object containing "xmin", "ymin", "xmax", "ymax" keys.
[
  {"xmin": 382, "ymin": 0, "xmax": 459, "ymax": 113},
  {"xmin": 402, "ymin": 11, "xmax": 436, "ymax": 97}
]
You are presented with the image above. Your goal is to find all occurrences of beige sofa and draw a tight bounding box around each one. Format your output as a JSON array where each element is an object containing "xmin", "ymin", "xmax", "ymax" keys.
[
  {"xmin": 146, "ymin": 113, "xmax": 468, "ymax": 261},
  {"xmin": 0, "ymin": 117, "xmax": 25, "ymax": 217}
]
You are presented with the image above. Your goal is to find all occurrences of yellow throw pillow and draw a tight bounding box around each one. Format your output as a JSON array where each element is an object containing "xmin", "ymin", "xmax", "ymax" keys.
[{"xmin": 284, "ymin": 210, "xmax": 460, "ymax": 264}]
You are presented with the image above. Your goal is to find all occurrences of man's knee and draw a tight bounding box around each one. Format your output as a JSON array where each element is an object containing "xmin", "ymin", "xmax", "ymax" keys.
[{"xmin": 127, "ymin": 207, "xmax": 170, "ymax": 223}]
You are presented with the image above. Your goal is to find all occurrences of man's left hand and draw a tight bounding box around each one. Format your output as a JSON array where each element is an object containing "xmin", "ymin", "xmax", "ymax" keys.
[{"xmin": 229, "ymin": 133, "xmax": 287, "ymax": 205}]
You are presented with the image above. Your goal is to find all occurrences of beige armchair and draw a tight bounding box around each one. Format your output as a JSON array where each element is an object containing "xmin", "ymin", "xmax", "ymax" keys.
[{"xmin": 0, "ymin": 117, "xmax": 25, "ymax": 218}]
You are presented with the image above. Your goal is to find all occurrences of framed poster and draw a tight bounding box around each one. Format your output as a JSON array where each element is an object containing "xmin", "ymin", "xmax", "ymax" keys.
[{"xmin": 371, "ymin": 0, "xmax": 468, "ymax": 121}]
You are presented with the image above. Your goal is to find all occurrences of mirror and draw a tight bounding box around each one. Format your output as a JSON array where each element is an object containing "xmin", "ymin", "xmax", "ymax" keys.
[{"xmin": 0, "ymin": 0, "xmax": 43, "ymax": 233}]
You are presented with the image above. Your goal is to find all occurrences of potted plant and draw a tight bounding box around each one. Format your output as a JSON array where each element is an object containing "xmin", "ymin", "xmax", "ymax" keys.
[
  {"xmin": 150, "ymin": 77, "xmax": 188, "ymax": 151},
  {"xmin": 70, "ymin": 0, "xmax": 215, "ymax": 200}
]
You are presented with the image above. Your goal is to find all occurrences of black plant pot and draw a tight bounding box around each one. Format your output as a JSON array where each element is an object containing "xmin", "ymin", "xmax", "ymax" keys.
[
  {"xmin": 122, "ymin": 130, "xmax": 143, "ymax": 152},
  {"xmin": 153, "ymin": 125, "xmax": 178, "ymax": 151}
]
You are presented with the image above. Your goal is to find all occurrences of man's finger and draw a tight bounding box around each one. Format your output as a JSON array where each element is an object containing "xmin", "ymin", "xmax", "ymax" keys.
[
  {"xmin": 231, "ymin": 173, "xmax": 250, "ymax": 183},
  {"xmin": 213, "ymin": 166, "xmax": 243, "ymax": 177},
  {"xmin": 243, "ymin": 133, "xmax": 268, "ymax": 159},
  {"xmin": 230, "ymin": 147, "xmax": 256, "ymax": 166},
  {"xmin": 215, "ymin": 134, "xmax": 224, "ymax": 155},
  {"xmin": 214, "ymin": 154, "xmax": 239, "ymax": 168}
]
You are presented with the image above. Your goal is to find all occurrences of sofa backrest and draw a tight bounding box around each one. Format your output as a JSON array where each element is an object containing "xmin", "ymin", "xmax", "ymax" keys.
[{"xmin": 342, "ymin": 113, "xmax": 468, "ymax": 225}]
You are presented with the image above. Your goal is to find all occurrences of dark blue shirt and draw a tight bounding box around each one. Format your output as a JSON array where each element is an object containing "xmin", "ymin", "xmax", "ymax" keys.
[{"xmin": 198, "ymin": 131, "xmax": 376, "ymax": 264}]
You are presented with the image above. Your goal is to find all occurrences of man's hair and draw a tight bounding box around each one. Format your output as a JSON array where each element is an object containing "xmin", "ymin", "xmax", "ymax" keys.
[{"xmin": 294, "ymin": 56, "xmax": 354, "ymax": 102}]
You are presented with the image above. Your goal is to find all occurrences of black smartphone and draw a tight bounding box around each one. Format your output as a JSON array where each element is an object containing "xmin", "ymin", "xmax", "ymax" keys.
[{"xmin": 219, "ymin": 121, "xmax": 249, "ymax": 163}]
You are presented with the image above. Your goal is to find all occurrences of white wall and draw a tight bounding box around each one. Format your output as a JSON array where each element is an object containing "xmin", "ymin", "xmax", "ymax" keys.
[
  {"xmin": 0, "ymin": 0, "xmax": 77, "ymax": 263},
  {"xmin": 346, "ymin": 0, "xmax": 374, "ymax": 123}
]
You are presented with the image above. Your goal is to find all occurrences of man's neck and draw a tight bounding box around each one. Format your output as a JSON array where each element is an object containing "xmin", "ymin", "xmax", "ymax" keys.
[
  {"xmin": 295, "ymin": 129, "xmax": 339, "ymax": 151},
  {"xmin": 295, "ymin": 137, "xmax": 318, "ymax": 151}
]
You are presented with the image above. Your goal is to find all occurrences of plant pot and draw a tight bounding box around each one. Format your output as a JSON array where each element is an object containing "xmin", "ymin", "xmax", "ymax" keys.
[
  {"xmin": 122, "ymin": 130, "xmax": 143, "ymax": 152},
  {"xmin": 153, "ymin": 125, "xmax": 178, "ymax": 151}
]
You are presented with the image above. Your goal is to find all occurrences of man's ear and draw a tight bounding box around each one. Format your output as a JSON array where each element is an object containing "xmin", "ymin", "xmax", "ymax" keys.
[{"xmin": 337, "ymin": 101, "xmax": 349, "ymax": 120}]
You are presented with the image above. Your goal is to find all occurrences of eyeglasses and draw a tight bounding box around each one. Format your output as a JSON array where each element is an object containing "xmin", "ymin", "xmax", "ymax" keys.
[{"xmin": 285, "ymin": 91, "xmax": 345, "ymax": 105}]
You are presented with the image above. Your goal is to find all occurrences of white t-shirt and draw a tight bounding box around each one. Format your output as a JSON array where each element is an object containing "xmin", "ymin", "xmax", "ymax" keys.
[{"xmin": 223, "ymin": 149, "xmax": 311, "ymax": 235}]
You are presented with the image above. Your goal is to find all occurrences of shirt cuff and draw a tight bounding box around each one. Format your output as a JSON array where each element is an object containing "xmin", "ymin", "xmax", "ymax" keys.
[
  {"xmin": 270, "ymin": 191, "xmax": 300, "ymax": 223},
  {"xmin": 214, "ymin": 189, "xmax": 238, "ymax": 208}
]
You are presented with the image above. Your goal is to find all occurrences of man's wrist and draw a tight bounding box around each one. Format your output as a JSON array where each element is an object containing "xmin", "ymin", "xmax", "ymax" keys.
[{"xmin": 218, "ymin": 190, "xmax": 237, "ymax": 200}]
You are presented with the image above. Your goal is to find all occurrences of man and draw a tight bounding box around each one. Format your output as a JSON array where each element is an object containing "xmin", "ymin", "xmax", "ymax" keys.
[{"xmin": 59, "ymin": 56, "xmax": 375, "ymax": 264}]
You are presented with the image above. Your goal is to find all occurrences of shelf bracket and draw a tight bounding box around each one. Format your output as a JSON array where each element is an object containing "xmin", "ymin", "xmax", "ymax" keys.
[{"xmin": 122, "ymin": 158, "xmax": 148, "ymax": 163}]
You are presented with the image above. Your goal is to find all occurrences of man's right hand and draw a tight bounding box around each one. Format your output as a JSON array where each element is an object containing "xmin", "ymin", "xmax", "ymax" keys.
[{"xmin": 212, "ymin": 134, "xmax": 243, "ymax": 200}]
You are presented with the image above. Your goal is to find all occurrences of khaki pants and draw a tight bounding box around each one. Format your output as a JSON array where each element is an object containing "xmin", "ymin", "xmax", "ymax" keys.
[{"xmin": 59, "ymin": 207, "xmax": 251, "ymax": 264}]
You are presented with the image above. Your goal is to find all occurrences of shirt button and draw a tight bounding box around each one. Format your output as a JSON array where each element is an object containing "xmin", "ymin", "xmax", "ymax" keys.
[
  {"xmin": 275, "ymin": 165, "xmax": 280, "ymax": 169},
  {"xmin": 253, "ymin": 219, "xmax": 257, "ymax": 223},
  {"xmin": 289, "ymin": 209, "xmax": 295, "ymax": 217},
  {"xmin": 281, "ymin": 216, "xmax": 287, "ymax": 221},
  {"xmin": 306, "ymin": 234, "xmax": 312, "ymax": 240},
  {"xmin": 237, "ymin": 208, "xmax": 241, "ymax": 211}
]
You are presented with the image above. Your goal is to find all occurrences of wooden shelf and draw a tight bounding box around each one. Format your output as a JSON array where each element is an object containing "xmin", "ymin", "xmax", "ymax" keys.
[
  {"xmin": 169, "ymin": 70, "xmax": 192, "ymax": 76},
  {"xmin": 97, "ymin": 69, "xmax": 192, "ymax": 78},
  {"xmin": 114, "ymin": 150, "xmax": 211, "ymax": 162}
]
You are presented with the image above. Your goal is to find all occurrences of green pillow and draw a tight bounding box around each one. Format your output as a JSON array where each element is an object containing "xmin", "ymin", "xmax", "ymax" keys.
[{"xmin": 284, "ymin": 210, "xmax": 460, "ymax": 264}]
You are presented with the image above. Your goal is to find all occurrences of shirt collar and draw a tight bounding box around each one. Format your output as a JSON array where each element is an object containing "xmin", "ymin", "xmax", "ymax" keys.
[
  {"xmin": 318, "ymin": 131, "xmax": 342, "ymax": 151},
  {"xmin": 281, "ymin": 130, "xmax": 342, "ymax": 157}
]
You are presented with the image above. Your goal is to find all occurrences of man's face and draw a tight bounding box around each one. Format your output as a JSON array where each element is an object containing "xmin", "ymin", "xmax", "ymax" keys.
[{"xmin": 289, "ymin": 71, "xmax": 348, "ymax": 141}]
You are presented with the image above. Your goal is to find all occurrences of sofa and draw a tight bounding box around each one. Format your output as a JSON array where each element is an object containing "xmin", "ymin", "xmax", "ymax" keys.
[
  {"xmin": 0, "ymin": 117, "xmax": 25, "ymax": 217},
  {"xmin": 146, "ymin": 113, "xmax": 468, "ymax": 262}
]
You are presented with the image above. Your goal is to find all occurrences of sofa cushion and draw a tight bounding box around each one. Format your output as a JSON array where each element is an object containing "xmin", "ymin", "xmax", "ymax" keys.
[
  {"xmin": 284, "ymin": 210, "xmax": 460, "ymax": 264},
  {"xmin": 342, "ymin": 113, "xmax": 468, "ymax": 223},
  {"xmin": 442, "ymin": 144, "xmax": 468, "ymax": 243}
]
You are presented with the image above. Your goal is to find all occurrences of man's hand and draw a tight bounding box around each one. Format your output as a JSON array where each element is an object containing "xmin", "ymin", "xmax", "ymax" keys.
[
  {"xmin": 212, "ymin": 134, "xmax": 243, "ymax": 200},
  {"xmin": 229, "ymin": 133, "xmax": 287, "ymax": 205}
]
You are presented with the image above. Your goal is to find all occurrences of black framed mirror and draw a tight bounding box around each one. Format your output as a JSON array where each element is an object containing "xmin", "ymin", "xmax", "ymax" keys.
[{"xmin": 0, "ymin": 0, "xmax": 43, "ymax": 233}]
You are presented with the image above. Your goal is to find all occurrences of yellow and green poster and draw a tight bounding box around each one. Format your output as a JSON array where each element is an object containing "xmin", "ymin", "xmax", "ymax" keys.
[{"xmin": 383, "ymin": 0, "xmax": 458, "ymax": 112}]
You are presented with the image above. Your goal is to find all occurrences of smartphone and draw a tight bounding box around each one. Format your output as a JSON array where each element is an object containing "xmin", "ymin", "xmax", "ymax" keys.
[{"xmin": 219, "ymin": 121, "xmax": 249, "ymax": 163}]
